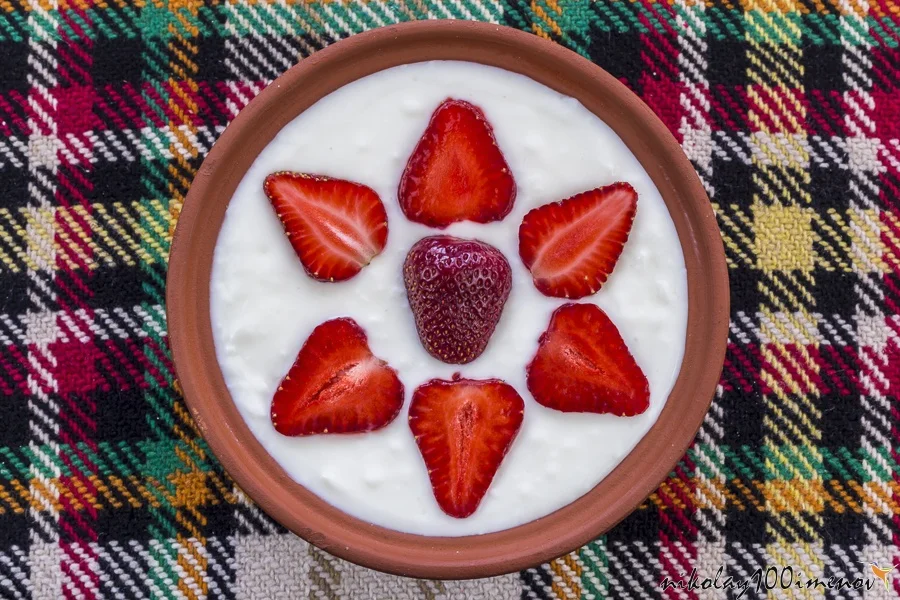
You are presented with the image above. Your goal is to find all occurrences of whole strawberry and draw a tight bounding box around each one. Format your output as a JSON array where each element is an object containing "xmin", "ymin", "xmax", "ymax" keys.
[{"xmin": 403, "ymin": 236, "xmax": 512, "ymax": 364}]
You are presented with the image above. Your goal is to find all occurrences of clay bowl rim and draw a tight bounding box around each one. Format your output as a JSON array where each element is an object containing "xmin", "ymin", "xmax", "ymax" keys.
[{"xmin": 166, "ymin": 20, "xmax": 729, "ymax": 580}]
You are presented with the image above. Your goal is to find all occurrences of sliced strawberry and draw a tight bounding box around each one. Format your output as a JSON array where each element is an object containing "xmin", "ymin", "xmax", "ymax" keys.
[
  {"xmin": 399, "ymin": 99, "xmax": 516, "ymax": 228},
  {"xmin": 264, "ymin": 172, "xmax": 388, "ymax": 282},
  {"xmin": 271, "ymin": 318, "xmax": 404, "ymax": 436},
  {"xmin": 526, "ymin": 303, "xmax": 649, "ymax": 416},
  {"xmin": 518, "ymin": 182, "xmax": 637, "ymax": 299},
  {"xmin": 408, "ymin": 376, "xmax": 524, "ymax": 518}
]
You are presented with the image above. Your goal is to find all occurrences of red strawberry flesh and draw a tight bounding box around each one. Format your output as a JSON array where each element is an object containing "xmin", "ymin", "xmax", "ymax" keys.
[
  {"xmin": 399, "ymin": 99, "xmax": 516, "ymax": 228},
  {"xmin": 264, "ymin": 172, "xmax": 388, "ymax": 282},
  {"xmin": 403, "ymin": 235, "xmax": 512, "ymax": 364},
  {"xmin": 526, "ymin": 303, "xmax": 649, "ymax": 416},
  {"xmin": 408, "ymin": 376, "xmax": 524, "ymax": 518},
  {"xmin": 271, "ymin": 318, "xmax": 404, "ymax": 436},
  {"xmin": 519, "ymin": 182, "xmax": 637, "ymax": 299}
]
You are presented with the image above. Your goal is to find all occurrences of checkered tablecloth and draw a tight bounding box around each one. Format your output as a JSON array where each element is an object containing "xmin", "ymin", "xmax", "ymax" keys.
[{"xmin": 1, "ymin": 1, "xmax": 900, "ymax": 598}]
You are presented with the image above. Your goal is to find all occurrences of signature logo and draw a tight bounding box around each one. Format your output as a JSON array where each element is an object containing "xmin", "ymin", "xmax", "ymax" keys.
[
  {"xmin": 661, "ymin": 562, "xmax": 895, "ymax": 596},
  {"xmin": 862, "ymin": 562, "xmax": 895, "ymax": 590}
]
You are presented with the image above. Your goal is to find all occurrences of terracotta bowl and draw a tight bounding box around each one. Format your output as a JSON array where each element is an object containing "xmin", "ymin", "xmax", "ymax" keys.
[{"xmin": 166, "ymin": 20, "xmax": 729, "ymax": 579}]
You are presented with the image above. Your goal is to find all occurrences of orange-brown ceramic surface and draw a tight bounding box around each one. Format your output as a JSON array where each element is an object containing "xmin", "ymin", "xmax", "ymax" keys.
[{"xmin": 166, "ymin": 20, "xmax": 729, "ymax": 580}]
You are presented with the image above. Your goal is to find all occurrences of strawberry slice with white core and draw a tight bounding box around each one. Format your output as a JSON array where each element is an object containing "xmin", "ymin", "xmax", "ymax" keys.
[
  {"xmin": 526, "ymin": 303, "xmax": 649, "ymax": 416},
  {"xmin": 399, "ymin": 99, "xmax": 516, "ymax": 228},
  {"xmin": 264, "ymin": 172, "xmax": 388, "ymax": 282},
  {"xmin": 271, "ymin": 318, "xmax": 404, "ymax": 436},
  {"xmin": 518, "ymin": 182, "xmax": 637, "ymax": 299},
  {"xmin": 408, "ymin": 376, "xmax": 524, "ymax": 518}
]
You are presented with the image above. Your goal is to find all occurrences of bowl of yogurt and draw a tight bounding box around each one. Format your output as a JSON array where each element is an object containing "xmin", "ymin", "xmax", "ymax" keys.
[{"xmin": 166, "ymin": 20, "xmax": 729, "ymax": 579}]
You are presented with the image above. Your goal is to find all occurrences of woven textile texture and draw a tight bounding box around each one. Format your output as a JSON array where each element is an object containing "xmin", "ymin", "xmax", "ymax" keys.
[{"xmin": 1, "ymin": 0, "xmax": 900, "ymax": 597}]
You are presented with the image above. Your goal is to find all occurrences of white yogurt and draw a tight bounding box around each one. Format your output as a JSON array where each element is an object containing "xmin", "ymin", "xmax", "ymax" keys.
[{"xmin": 210, "ymin": 61, "xmax": 688, "ymax": 536}]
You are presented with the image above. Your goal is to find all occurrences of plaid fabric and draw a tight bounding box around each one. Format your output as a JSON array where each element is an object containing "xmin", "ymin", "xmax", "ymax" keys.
[{"xmin": 1, "ymin": 0, "xmax": 899, "ymax": 597}]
